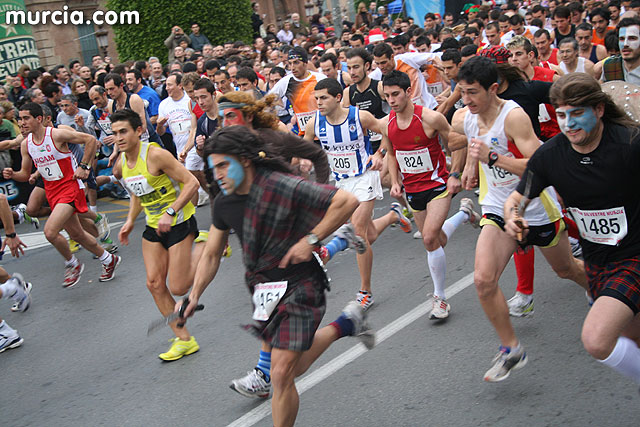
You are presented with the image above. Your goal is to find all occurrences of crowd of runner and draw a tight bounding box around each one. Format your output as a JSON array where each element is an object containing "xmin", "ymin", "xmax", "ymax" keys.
[{"xmin": 1, "ymin": 1, "xmax": 639, "ymax": 426}]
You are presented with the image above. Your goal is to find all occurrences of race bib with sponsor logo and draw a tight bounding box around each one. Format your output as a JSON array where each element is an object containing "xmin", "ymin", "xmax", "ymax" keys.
[
  {"xmin": 252, "ymin": 281, "xmax": 288, "ymax": 321},
  {"xmin": 327, "ymin": 151, "xmax": 359, "ymax": 176},
  {"xmin": 169, "ymin": 118, "xmax": 190, "ymax": 136},
  {"xmin": 396, "ymin": 148, "xmax": 433, "ymax": 174},
  {"xmin": 123, "ymin": 175, "xmax": 155, "ymax": 197},
  {"xmin": 36, "ymin": 157, "xmax": 64, "ymax": 181},
  {"xmin": 295, "ymin": 111, "xmax": 315, "ymax": 130},
  {"xmin": 568, "ymin": 207, "xmax": 628, "ymax": 246}
]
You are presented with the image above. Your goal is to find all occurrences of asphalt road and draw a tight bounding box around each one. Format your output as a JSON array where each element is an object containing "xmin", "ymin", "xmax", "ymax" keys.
[{"xmin": 1, "ymin": 192, "xmax": 638, "ymax": 427}]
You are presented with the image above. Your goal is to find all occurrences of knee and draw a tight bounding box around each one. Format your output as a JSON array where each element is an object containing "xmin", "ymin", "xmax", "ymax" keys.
[
  {"xmin": 270, "ymin": 360, "xmax": 296, "ymax": 390},
  {"xmin": 553, "ymin": 264, "xmax": 575, "ymax": 281},
  {"xmin": 43, "ymin": 227, "xmax": 59, "ymax": 242},
  {"xmin": 26, "ymin": 205, "xmax": 38, "ymax": 217},
  {"xmin": 168, "ymin": 280, "xmax": 189, "ymax": 296},
  {"xmin": 474, "ymin": 271, "xmax": 499, "ymax": 299},
  {"xmin": 581, "ymin": 328, "xmax": 616, "ymax": 360},
  {"xmin": 422, "ymin": 231, "xmax": 439, "ymax": 251},
  {"xmin": 146, "ymin": 276, "xmax": 166, "ymax": 294}
]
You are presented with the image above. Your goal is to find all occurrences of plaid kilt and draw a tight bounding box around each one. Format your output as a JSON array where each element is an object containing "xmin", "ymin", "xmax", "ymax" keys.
[
  {"xmin": 244, "ymin": 269, "xmax": 327, "ymax": 352},
  {"xmin": 585, "ymin": 256, "xmax": 640, "ymax": 314}
]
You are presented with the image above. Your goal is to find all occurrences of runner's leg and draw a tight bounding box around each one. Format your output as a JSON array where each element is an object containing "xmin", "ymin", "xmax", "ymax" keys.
[
  {"xmin": 351, "ymin": 200, "xmax": 376, "ymax": 294},
  {"xmin": 539, "ymin": 232, "xmax": 588, "ymax": 289},
  {"xmin": 271, "ymin": 349, "xmax": 303, "ymax": 427}
]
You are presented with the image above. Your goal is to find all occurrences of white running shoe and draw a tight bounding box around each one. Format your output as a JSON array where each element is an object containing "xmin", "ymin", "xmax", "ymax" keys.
[
  {"xmin": 335, "ymin": 223, "xmax": 367, "ymax": 254},
  {"xmin": 9, "ymin": 273, "xmax": 31, "ymax": 313},
  {"xmin": 96, "ymin": 214, "xmax": 110, "ymax": 242},
  {"xmin": 229, "ymin": 368, "xmax": 271, "ymax": 398},
  {"xmin": 341, "ymin": 301, "xmax": 376, "ymax": 349},
  {"xmin": 0, "ymin": 332, "xmax": 23, "ymax": 354},
  {"xmin": 429, "ymin": 296, "xmax": 450, "ymax": 320},
  {"xmin": 413, "ymin": 230, "xmax": 422, "ymax": 239},
  {"xmin": 459, "ymin": 198, "xmax": 481, "ymax": 228},
  {"xmin": 15, "ymin": 203, "xmax": 39, "ymax": 229},
  {"xmin": 484, "ymin": 345, "xmax": 527, "ymax": 382},
  {"xmin": 507, "ymin": 292, "xmax": 534, "ymax": 317}
]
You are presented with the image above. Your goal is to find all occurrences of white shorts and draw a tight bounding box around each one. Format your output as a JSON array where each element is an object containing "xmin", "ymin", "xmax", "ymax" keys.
[
  {"xmin": 185, "ymin": 148, "xmax": 203, "ymax": 171},
  {"xmin": 335, "ymin": 169, "xmax": 383, "ymax": 203}
]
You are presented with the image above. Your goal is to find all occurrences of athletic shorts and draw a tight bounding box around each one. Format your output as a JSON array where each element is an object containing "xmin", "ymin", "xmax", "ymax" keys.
[
  {"xmin": 47, "ymin": 185, "xmax": 88, "ymax": 214},
  {"xmin": 480, "ymin": 213, "xmax": 565, "ymax": 249},
  {"xmin": 185, "ymin": 149, "xmax": 204, "ymax": 171},
  {"xmin": 335, "ymin": 169, "xmax": 383, "ymax": 202},
  {"xmin": 585, "ymin": 257, "xmax": 640, "ymax": 314},
  {"xmin": 246, "ymin": 263, "xmax": 329, "ymax": 352},
  {"xmin": 35, "ymin": 176, "xmax": 44, "ymax": 189},
  {"xmin": 406, "ymin": 185, "xmax": 449, "ymax": 211},
  {"xmin": 85, "ymin": 169, "xmax": 97, "ymax": 190},
  {"xmin": 142, "ymin": 215, "xmax": 198, "ymax": 250}
]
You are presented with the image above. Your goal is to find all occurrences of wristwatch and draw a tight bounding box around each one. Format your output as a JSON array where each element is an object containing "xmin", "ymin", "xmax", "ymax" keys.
[
  {"xmin": 78, "ymin": 162, "xmax": 91, "ymax": 171},
  {"xmin": 450, "ymin": 171, "xmax": 461, "ymax": 179},
  {"xmin": 306, "ymin": 233, "xmax": 320, "ymax": 247},
  {"xmin": 488, "ymin": 151, "xmax": 499, "ymax": 167},
  {"xmin": 5, "ymin": 232, "xmax": 16, "ymax": 238},
  {"xmin": 166, "ymin": 207, "xmax": 177, "ymax": 217}
]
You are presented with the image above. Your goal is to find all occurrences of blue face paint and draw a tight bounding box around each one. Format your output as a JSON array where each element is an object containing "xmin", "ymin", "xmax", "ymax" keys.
[
  {"xmin": 556, "ymin": 106, "xmax": 597, "ymax": 135},
  {"xmin": 219, "ymin": 155, "xmax": 245, "ymax": 195}
]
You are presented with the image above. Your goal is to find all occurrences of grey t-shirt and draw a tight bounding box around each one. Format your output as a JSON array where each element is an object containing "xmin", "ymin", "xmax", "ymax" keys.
[{"xmin": 56, "ymin": 108, "xmax": 95, "ymax": 137}]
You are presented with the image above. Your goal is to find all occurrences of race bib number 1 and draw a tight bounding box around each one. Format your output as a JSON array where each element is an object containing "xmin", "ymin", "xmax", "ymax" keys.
[
  {"xmin": 568, "ymin": 207, "xmax": 628, "ymax": 246},
  {"xmin": 396, "ymin": 148, "xmax": 433, "ymax": 174},
  {"xmin": 169, "ymin": 119, "xmax": 190, "ymax": 136},
  {"xmin": 252, "ymin": 281, "xmax": 288, "ymax": 321}
]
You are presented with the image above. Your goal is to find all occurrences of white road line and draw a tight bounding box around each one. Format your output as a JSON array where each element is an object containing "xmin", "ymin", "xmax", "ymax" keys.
[
  {"xmin": 19, "ymin": 221, "xmax": 125, "ymax": 252},
  {"xmin": 227, "ymin": 271, "xmax": 476, "ymax": 427}
]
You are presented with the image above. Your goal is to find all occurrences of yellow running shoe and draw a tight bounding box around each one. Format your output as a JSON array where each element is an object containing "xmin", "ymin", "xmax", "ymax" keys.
[
  {"xmin": 68, "ymin": 239, "xmax": 80, "ymax": 253},
  {"xmin": 195, "ymin": 230, "xmax": 209, "ymax": 243},
  {"xmin": 158, "ymin": 336, "xmax": 199, "ymax": 361},
  {"xmin": 223, "ymin": 244, "xmax": 232, "ymax": 258}
]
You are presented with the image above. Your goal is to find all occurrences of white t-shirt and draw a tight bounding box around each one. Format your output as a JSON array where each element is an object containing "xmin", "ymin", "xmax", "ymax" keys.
[{"xmin": 158, "ymin": 92, "xmax": 191, "ymax": 152}]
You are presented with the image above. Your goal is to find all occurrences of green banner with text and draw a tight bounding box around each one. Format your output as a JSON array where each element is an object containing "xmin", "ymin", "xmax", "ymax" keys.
[{"xmin": 0, "ymin": 0, "xmax": 40, "ymax": 80}]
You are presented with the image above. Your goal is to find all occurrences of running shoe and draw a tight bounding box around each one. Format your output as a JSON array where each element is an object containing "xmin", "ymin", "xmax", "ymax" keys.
[
  {"xmin": 413, "ymin": 230, "xmax": 422, "ymax": 239},
  {"xmin": 569, "ymin": 237, "xmax": 583, "ymax": 258},
  {"xmin": 402, "ymin": 207, "xmax": 414, "ymax": 220},
  {"xmin": 335, "ymin": 223, "xmax": 367, "ymax": 254},
  {"xmin": 99, "ymin": 255, "xmax": 121, "ymax": 282},
  {"xmin": 356, "ymin": 290, "xmax": 374, "ymax": 311},
  {"xmin": 429, "ymin": 296, "xmax": 451, "ymax": 320},
  {"xmin": 159, "ymin": 336, "xmax": 200, "ymax": 361},
  {"xmin": 459, "ymin": 198, "xmax": 481, "ymax": 228},
  {"xmin": 68, "ymin": 239, "xmax": 80, "ymax": 253},
  {"xmin": 390, "ymin": 202, "xmax": 412, "ymax": 233},
  {"xmin": 15, "ymin": 203, "xmax": 39, "ymax": 229},
  {"xmin": 63, "ymin": 263, "xmax": 84, "ymax": 288},
  {"xmin": 195, "ymin": 230, "xmax": 209, "ymax": 243},
  {"xmin": 9, "ymin": 273, "xmax": 31, "ymax": 313},
  {"xmin": 507, "ymin": 292, "xmax": 534, "ymax": 317},
  {"xmin": 96, "ymin": 214, "xmax": 110, "ymax": 241},
  {"xmin": 223, "ymin": 244, "xmax": 232, "ymax": 258},
  {"xmin": 229, "ymin": 368, "xmax": 271, "ymax": 398},
  {"xmin": 0, "ymin": 333, "xmax": 23, "ymax": 354},
  {"xmin": 341, "ymin": 301, "xmax": 375, "ymax": 349},
  {"xmin": 484, "ymin": 345, "xmax": 527, "ymax": 382},
  {"xmin": 94, "ymin": 237, "xmax": 119, "ymax": 259}
]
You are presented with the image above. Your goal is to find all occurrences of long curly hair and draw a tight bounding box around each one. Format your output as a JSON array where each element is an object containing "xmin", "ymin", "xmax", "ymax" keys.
[{"xmin": 218, "ymin": 91, "xmax": 280, "ymax": 130}]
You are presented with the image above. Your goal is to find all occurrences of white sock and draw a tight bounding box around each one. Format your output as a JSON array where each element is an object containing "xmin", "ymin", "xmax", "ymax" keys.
[
  {"xmin": 90, "ymin": 205, "xmax": 97, "ymax": 213},
  {"xmin": 99, "ymin": 250, "xmax": 112, "ymax": 265},
  {"xmin": 599, "ymin": 336, "xmax": 640, "ymax": 384},
  {"xmin": 109, "ymin": 175, "xmax": 118, "ymax": 184},
  {"xmin": 15, "ymin": 209, "xmax": 24, "ymax": 223},
  {"xmin": 427, "ymin": 247, "xmax": 447, "ymax": 299},
  {"xmin": 0, "ymin": 279, "xmax": 19, "ymax": 300},
  {"xmin": 442, "ymin": 211, "xmax": 467, "ymax": 240},
  {"xmin": 65, "ymin": 255, "xmax": 79, "ymax": 268}
]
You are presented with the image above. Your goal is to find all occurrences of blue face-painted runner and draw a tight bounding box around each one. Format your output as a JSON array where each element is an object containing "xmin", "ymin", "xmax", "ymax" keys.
[{"xmin": 556, "ymin": 106, "xmax": 597, "ymax": 136}]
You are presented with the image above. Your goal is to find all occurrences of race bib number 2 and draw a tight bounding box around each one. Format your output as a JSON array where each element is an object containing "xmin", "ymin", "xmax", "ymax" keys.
[
  {"xmin": 36, "ymin": 158, "xmax": 63, "ymax": 181},
  {"xmin": 252, "ymin": 281, "xmax": 288, "ymax": 321},
  {"xmin": 568, "ymin": 207, "xmax": 628, "ymax": 246}
]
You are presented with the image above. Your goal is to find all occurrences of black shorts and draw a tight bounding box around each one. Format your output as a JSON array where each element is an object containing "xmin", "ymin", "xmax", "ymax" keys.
[
  {"xmin": 142, "ymin": 215, "xmax": 198, "ymax": 249},
  {"xmin": 35, "ymin": 176, "xmax": 44, "ymax": 189},
  {"xmin": 585, "ymin": 256, "xmax": 640, "ymax": 314},
  {"xmin": 481, "ymin": 213, "xmax": 565, "ymax": 249},
  {"xmin": 406, "ymin": 185, "xmax": 449, "ymax": 211}
]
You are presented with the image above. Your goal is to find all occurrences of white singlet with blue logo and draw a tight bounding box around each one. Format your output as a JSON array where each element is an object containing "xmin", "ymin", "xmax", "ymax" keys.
[{"xmin": 315, "ymin": 105, "xmax": 371, "ymax": 182}]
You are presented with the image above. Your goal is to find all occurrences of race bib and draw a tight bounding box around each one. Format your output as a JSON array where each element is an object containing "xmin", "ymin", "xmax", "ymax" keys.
[
  {"xmin": 568, "ymin": 207, "xmax": 628, "ymax": 246},
  {"xmin": 295, "ymin": 111, "xmax": 315, "ymax": 130},
  {"xmin": 367, "ymin": 129, "xmax": 382, "ymax": 141},
  {"xmin": 427, "ymin": 82, "xmax": 444, "ymax": 96},
  {"xmin": 169, "ymin": 118, "xmax": 190, "ymax": 136},
  {"xmin": 396, "ymin": 148, "xmax": 433, "ymax": 174},
  {"xmin": 97, "ymin": 119, "xmax": 112, "ymax": 135},
  {"xmin": 36, "ymin": 158, "xmax": 63, "ymax": 181},
  {"xmin": 327, "ymin": 151, "xmax": 359, "ymax": 176},
  {"xmin": 481, "ymin": 163, "xmax": 518, "ymax": 188},
  {"xmin": 123, "ymin": 175, "xmax": 155, "ymax": 197},
  {"xmin": 252, "ymin": 281, "xmax": 288, "ymax": 321}
]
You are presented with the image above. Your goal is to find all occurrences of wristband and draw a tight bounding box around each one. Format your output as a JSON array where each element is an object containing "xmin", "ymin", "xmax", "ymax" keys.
[
  {"xmin": 79, "ymin": 162, "xmax": 91, "ymax": 170},
  {"xmin": 450, "ymin": 172, "xmax": 461, "ymax": 179},
  {"xmin": 5, "ymin": 232, "xmax": 16, "ymax": 238}
]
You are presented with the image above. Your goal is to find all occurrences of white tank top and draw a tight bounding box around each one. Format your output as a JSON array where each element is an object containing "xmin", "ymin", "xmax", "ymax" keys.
[
  {"xmin": 26, "ymin": 126, "xmax": 84, "ymax": 188},
  {"xmin": 463, "ymin": 100, "xmax": 561, "ymax": 226},
  {"xmin": 559, "ymin": 56, "xmax": 586, "ymax": 74}
]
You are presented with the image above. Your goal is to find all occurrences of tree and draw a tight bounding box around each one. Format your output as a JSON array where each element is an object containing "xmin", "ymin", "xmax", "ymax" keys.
[{"xmin": 106, "ymin": 0, "xmax": 252, "ymax": 62}]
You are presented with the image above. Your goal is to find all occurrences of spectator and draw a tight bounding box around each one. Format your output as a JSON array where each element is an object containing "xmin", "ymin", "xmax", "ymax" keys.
[
  {"xmin": 150, "ymin": 61, "xmax": 166, "ymax": 96},
  {"xmin": 71, "ymin": 79, "xmax": 92, "ymax": 110},
  {"xmin": 69, "ymin": 59, "xmax": 82, "ymax": 79},
  {"xmin": 0, "ymin": 106, "xmax": 16, "ymax": 139},
  {"xmin": 52, "ymin": 65, "xmax": 72, "ymax": 95},
  {"xmin": 43, "ymin": 82, "xmax": 62, "ymax": 125},
  {"xmin": 265, "ymin": 23, "xmax": 278, "ymax": 40},
  {"xmin": 277, "ymin": 21, "xmax": 294, "ymax": 44},
  {"xmin": 0, "ymin": 86, "xmax": 7, "ymax": 102},
  {"xmin": 7, "ymin": 75, "xmax": 25, "ymax": 104},
  {"xmin": 26, "ymin": 69, "xmax": 42, "ymax": 88},
  {"xmin": 78, "ymin": 66, "xmax": 93, "ymax": 88},
  {"xmin": 126, "ymin": 69, "xmax": 161, "ymax": 125},
  {"xmin": 23, "ymin": 87, "xmax": 46, "ymax": 104},
  {"xmin": 291, "ymin": 12, "xmax": 308, "ymax": 37},
  {"xmin": 174, "ymin": 46, "xmax": 186, "ymax": 65},
  {"xmin": 0, "ymin": 101, "xmax": 19, "ymax": 135},
  {"xmin": 355, "ymin": 2, "xmax": 373, "ymax": 29},
  {"xmin": 188, "ymin": 22, "xmax": 210, "ymax": 52},
  {"xmin": 251, "ymin": 2, "xmax": 263, "ymax": 38},
  {"xmin": 134, "ymin": 60, "xmax": 152, "ymax": 86},
  {"xmin": 164, "ymin": 25, "xmax": 191, "ymax": 62},
  {"xmin": 17, "ymin": 64, "xmax": 30, "ymax": 89}
]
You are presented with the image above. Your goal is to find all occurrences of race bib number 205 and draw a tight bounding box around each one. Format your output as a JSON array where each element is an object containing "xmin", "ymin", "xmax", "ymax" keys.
[{"xmin": 568, "ymin": 207, "xmax": 628, "ymax": 246}]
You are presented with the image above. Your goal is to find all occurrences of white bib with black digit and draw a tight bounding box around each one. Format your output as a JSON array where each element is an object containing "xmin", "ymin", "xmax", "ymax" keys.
[
  {"xmin": 97, "ymin": 119, "xmax": 113, "ymax": 135},
  {"xmin": 396, "ymin": 148, "xmax": 433, "ymax": 174},
  {"xmin": 169, "ymin": 118, "xmax": 190, "ymax": 136},
  {"xmin": 568, "ymin": 207, "xmax": 628, "ymax": 246},
  {"xmin": 123, "ymin": 175, "xmax": 155, "ymax": 197},
  {"xmin": 37, "ymin": 156, "xmax": 64, "ymax": 181},
  {"xmin": 296, "ymin": 111, "xmax": 315, "ymax": 130},
  {"xmin": 327, "ymin": 151, "xmax": 359, "ymax": 176},
  {"xmin": 252, "ymin": 281, "xmax": 288, "ymax": 321},
  {"xmin": 481, "ymin": 161, "xmax": 518, "ymax": 188}
]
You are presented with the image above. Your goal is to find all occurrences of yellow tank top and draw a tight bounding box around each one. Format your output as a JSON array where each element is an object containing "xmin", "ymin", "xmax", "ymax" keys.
[{"xmin": 121, "ymin": 142, "xmax": 195, "ymax": 229}]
